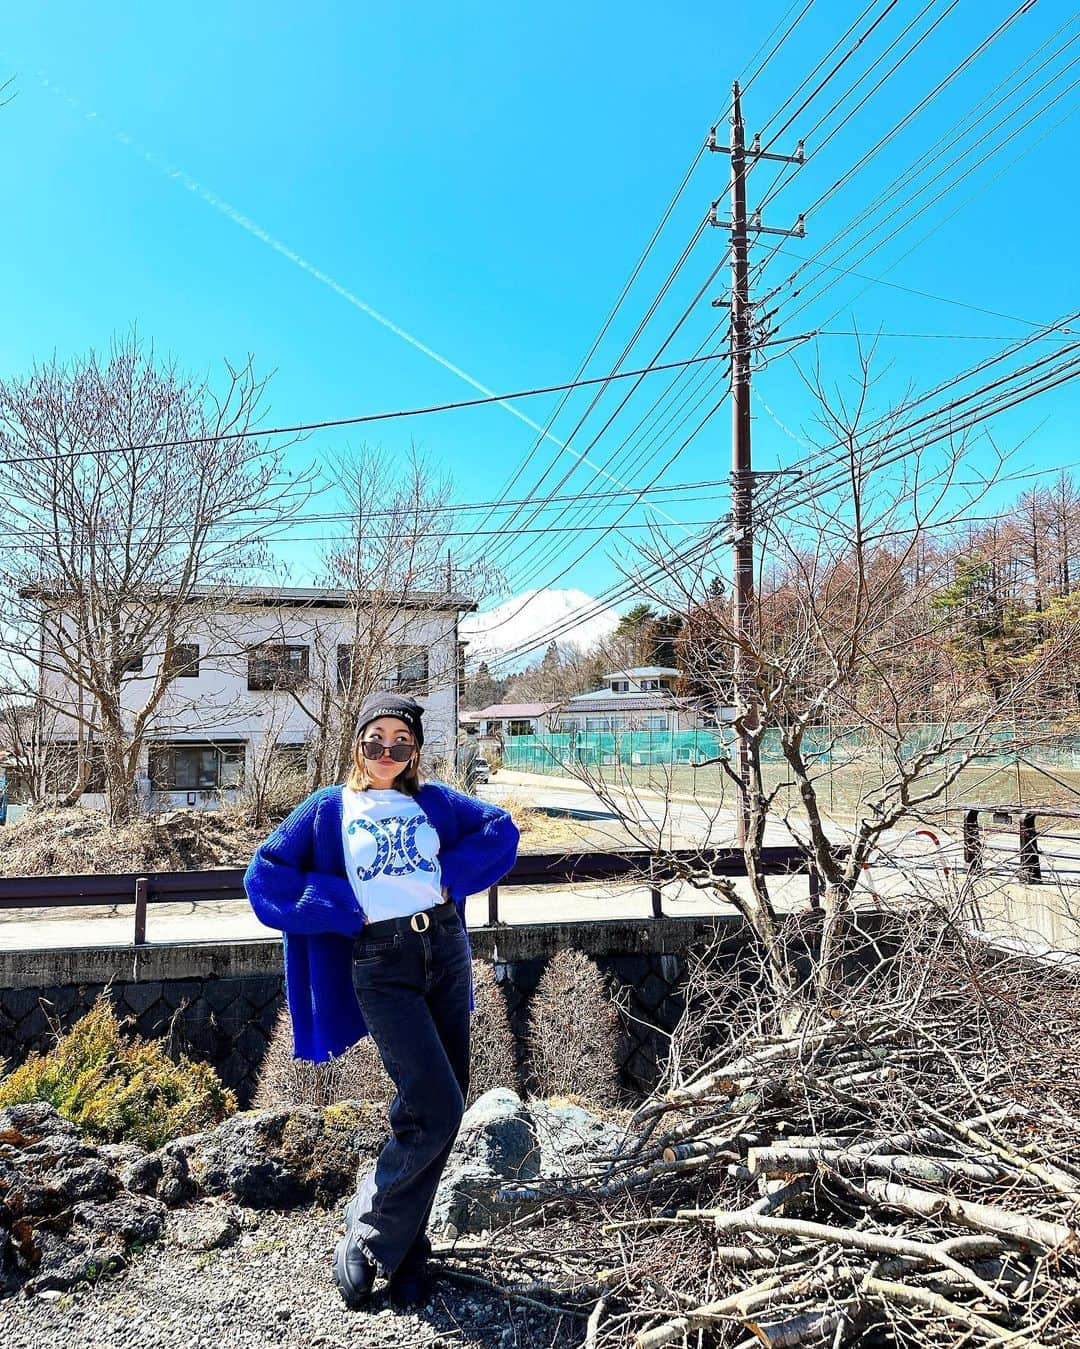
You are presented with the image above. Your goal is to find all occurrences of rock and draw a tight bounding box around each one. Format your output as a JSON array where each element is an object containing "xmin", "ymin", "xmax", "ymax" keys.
[
  {"xmin": 123, "ymin": 1141, "xmax": 197, "ymax": 1207},
  {"xmin": 72, "ymin": 1193, "xmax": 166, "ymax": 1246},
  {"xmin": 98, "ymin": 1141, "xmax": 146, "ymax": 1172},
  {"xmin": 430, "ymin": 1090, "xmax": 624, "ymax": 1237},
  {"xmin": 457, "ymin": 1088, "xmax": 539, "ymax": 1174},
  {"xmin": 0, "ymin": 1105, "xmax": 166, "ymax": 1297},
  {"xmin": 171, "ymin": 1207, "xmax": 239, "ymax": 1252},
  {"xmin": 430, "ymin": 1088, "xmax": 540, "ymax": 1235},
  {"xmin": 531, "ymin": 1101, "xmax": 625, "ymax": 1178},
  {"xmin": 178, "ymin": 1103, "xmax": 366, "ymax": 1208},
  {"xmin": 0, "ymin": 1102, "xmax": 78, "ymax": 1140},
  {"xmin": 18, "ymin": 1193, "xmax": 166, "ymax": 1295},
  {"xmin": 2, "ymin": 1130, "xmax": 120, "ymax": 1219}
]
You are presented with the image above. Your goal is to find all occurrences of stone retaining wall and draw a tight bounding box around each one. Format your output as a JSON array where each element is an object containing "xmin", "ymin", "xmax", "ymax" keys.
[{"xmin": 0, "ymin": 916, "xmax": 749, "ymax": 1103}]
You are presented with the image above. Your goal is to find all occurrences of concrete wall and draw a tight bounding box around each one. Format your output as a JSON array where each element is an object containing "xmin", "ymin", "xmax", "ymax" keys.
[{"xmin": 0, "ymin": 917, "xmax": 747, "ymax": 1105}]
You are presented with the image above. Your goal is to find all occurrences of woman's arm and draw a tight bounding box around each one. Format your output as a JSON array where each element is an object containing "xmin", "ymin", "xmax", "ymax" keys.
[
  {"xmin": 244, "ymin": 793, "xmax": 365, "ymax": 937},
  {"xmin": 436, "ymin": 787, "xmax": 520, "ymax": 900}
]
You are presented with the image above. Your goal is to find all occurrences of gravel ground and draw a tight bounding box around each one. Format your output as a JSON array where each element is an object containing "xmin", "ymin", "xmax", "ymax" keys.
[{"xmin": 0, "ymin": 1205, "xmax": 584, "ymax": 1349}]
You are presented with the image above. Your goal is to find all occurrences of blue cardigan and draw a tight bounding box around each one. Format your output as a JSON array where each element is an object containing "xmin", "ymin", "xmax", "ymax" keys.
[{"xmin": 244, "ymin": 782, "xmax": 519, "ymax": 1062}]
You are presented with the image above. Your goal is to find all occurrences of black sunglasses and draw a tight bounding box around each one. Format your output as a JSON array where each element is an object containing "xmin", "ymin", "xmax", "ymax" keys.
[{"xmin": 360, "ymin": 740, "xmax": 415, "ymax": 762}]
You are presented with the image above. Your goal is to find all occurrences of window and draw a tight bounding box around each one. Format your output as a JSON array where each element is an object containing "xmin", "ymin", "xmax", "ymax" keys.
[
  {"xmin": 164, "ymin": 643, "xmax": 200, "ymax": 680},
  {"xmin": 247, "ymin": 644, "xmax": 309, "ymax": 691},
  {"xmin": 640, "ymin": 678, "xmax": 659, "ymax": 690},
  {"xmin": 585, "ymin": 717, "xmax": 612, "ymax": 733},
  {"xmin": 381, "ymin": 645, "xmax": 429, "ymax": 695},
  {"xmin": 148, "ymin": 742, "xmax": 245, "ymax": 792},
  {"xmin": 336, "ymin": 644, "xmax": 354, "ymax": 693},
  {"xmin": 507, "ymin": 719, "xmax": 533, "ymax": 737},
  {"xmin": 643, "ymin": 715, "xmax": 669, "ymax": 731},
  {"xmin": 610, "ymin": 680, "xmax": 630, "ymax": 693}
]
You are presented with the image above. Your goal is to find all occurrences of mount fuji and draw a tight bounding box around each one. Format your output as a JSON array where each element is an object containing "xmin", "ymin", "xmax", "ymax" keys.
[{"xmin": 461, "ymin": 588, "xmax": 622, "ymax": 673}]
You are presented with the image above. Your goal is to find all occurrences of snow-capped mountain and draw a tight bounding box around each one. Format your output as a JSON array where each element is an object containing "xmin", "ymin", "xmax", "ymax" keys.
[{"xmin": 461, "ymin": 588, "xmax": 621, "ymax": 673}]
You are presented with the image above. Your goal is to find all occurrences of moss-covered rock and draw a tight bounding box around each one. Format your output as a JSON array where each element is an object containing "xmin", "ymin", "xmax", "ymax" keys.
[
  {"xmin": 0, "ymin": 1101, "xmax": 166, "ymax": 1297},
  {"xmin": 134, "ymin": 1101, "xmax": 381, "ymax": 1209}
]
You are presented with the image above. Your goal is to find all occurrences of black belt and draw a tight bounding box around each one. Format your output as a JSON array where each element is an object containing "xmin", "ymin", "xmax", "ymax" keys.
[{"xmin": 358, "ymin": 898, "xmax": 459, "ymax": 942}]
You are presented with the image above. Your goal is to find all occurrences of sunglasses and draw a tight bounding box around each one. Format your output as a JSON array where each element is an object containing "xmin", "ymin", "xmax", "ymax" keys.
[{"xmin": 360, "ymin": 740, "xmax": 415, "ymax": 762}]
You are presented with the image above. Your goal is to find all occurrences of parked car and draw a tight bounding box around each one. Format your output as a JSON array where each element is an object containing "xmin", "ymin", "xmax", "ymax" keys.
[{"xmin": 470, "ymin": 755, "xmax": 491, "ymax": 786}]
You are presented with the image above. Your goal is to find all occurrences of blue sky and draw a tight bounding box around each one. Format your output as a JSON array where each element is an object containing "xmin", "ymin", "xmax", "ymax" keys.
[{"xmin": 1, "ymin": 1, "xmax": 1078, "ymax": 621}]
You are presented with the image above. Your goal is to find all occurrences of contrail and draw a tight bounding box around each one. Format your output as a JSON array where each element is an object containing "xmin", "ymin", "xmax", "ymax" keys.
[{"xmin": 27, "ymin": 66, "xmax": 693, "ymax": 536}]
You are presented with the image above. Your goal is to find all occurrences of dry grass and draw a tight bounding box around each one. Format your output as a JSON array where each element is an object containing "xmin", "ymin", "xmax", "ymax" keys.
[
  {"xmin": 496, "ymin": 789, "xmax": 604, "ymax": 852},
  {"xmin": 254, "ymin": 960, "xmax": 520, "ymax": 1111},
  {"xmin": 526, "ymin": 949, "xmax": 622, "ymax": 1107},
  {"xmin": 0, "ymin": 806, "xmax": 264, "ymax": 877},
  {"xmin": 0, "ymin": 788, "xmax": 596, "ymax": 880}
]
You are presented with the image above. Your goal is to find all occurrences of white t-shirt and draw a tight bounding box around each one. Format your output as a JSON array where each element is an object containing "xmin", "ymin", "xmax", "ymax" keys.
[{"xmin": 341, "ymin": 787, "xmax": 443, "ymax": 922}]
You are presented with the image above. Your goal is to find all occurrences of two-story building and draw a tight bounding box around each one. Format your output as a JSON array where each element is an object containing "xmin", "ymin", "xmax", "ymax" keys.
[
  {"xmin": 23, "ymin": 585, "xmax": 476, "ymax": 811},
  {"xmin": 555, "ymin": 666, "xmax": 717, "ymax": 734}
]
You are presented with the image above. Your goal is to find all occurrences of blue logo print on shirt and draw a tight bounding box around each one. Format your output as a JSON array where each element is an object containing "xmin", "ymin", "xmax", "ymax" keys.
[{"xmin": 346, "ymin": 814, "xmax": 439, "ymax": 881}]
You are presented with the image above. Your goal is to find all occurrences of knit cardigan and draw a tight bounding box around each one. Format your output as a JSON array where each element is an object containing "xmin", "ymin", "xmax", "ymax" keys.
[{"xmin": 244, "ymin": 782, "xmax": 519, "ymax": 1062}]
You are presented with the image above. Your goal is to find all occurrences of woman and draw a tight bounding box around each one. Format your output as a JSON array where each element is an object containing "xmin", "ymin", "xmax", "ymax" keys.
[{"xmin": 244, "ymin": 692, "xmax": 519, "ymax": 1312}]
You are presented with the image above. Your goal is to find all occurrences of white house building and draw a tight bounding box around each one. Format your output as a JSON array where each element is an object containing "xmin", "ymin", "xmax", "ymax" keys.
[
  {"xmin": 555, "ymin": 666, "xmax": 719, "ymax": 734},
  {"xmin": 25, "ymin": 585, "xmax": 476, "ymax": 811},
  {"xmin": 471, "ymin": 702, "xmax": 559, "ymax": 738}
]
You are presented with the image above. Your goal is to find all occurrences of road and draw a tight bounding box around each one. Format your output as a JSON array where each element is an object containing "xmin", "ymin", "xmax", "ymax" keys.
[{"xmin": 12, "ymin": 769, "xmax": 1077, "ymax": 953}]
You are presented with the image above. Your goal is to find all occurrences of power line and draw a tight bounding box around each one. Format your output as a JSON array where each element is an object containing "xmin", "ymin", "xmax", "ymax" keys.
[
  {"xmin": 744, "ymin": 0, "xmax": 963, "ymax": 258},
  {"xmin": 739, "ymin": 0, "xmax": 819, "ymax": 97},
  {"xmin": 463, "ymin": 250, "xmax": 735, "ymax": 582},
  {"xmin": 755, "ymin": 0, "xmax": 1053, "ymax": 310},
  {"xmin": 771, "ymin": 51, "xmax": 1080, "ymax": 334},
  {"xmin": 760, "ymin": 249, "xmax": 1055, "ymax": 329},
  {"xmin": 467, "ymin": 3, "xmax": 949, "ymax": 625},
  {"xmin": 0, "ymin": 343, "xmax": 808, "ymax": 470},
  {"xmin": 481, "ymin": 320, "xmax": 1080, "ymax": 667},
  {"xmin": 484, "ymin": 315, "xmax": 1080, "ymax": 668}
]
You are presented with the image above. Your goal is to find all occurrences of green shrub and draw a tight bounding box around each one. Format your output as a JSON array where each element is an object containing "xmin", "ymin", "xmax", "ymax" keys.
[{"xmin": 0, "ymin": 995, "xmax": 237, "ymax": 1148}]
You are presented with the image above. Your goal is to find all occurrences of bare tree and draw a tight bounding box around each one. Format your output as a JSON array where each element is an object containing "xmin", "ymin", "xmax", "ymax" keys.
[
  {"xmin": 269, "ymin": 447, "xmax": 494, "ymax": 789},
  {"xmin": 0, "ymin": 334, "xmax": 308, "ymax": 825},
  {"xmin": 591, "ymin": 352, "xmax": 1076, "ymax": 1014},
  {"xmin": 0, "ymin": 689, "xmax": 83, "ymax": 808}
]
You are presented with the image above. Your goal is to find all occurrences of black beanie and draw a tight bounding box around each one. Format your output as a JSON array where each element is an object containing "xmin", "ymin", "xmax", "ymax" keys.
[{"xmin": 355, "ymin": 692, "xmax": 425, "ymax": 747}]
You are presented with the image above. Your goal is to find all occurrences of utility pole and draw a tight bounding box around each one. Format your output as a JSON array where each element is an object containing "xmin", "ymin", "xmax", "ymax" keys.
[{"xmin": 709, "ymin": 82, "xmax": 805, "ymax": 846}]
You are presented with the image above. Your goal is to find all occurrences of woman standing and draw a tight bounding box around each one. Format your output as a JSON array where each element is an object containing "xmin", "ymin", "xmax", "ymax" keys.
[{"xmin": 244, "ymin": 692, "xmax": 519, "ymax": 1311}]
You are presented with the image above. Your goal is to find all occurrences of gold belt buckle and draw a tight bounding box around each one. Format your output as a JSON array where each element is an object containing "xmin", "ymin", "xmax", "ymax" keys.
[{"xmin": 410, "ymin": 910, "xmax": 431, "ymax": 933}]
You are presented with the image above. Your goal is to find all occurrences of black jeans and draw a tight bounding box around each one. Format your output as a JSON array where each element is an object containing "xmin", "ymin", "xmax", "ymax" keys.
[{"xmin": 346, "ymin": 913, "xmax": 472, "ymax": 1275}]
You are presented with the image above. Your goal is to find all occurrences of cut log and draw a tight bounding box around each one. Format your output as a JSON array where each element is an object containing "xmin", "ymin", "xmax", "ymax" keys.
[
  {"xmin": 744, "ymin": 1309, "xmax": 848, "ymax": 1347},
  {"xmin": 677, "ymin": 1208, "xmax": 1011, "ymax": 1307},
  {"xmin": 860, "ymin": 1178, "xmax": 1077, "ymax": 1252},
  {"xmin": 746, "ymin": 1144, "xmax": 1002, "ymax": 1186}
]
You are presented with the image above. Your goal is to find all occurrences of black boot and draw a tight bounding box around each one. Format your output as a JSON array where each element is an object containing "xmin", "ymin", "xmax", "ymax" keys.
[
  {"xmin": 389, "ymin": 1233, "xmax": 433, "ymax": 1312},
  {"xmin": 333, "ymin": 1232, "xmax": 377, "ymax": 1310}
]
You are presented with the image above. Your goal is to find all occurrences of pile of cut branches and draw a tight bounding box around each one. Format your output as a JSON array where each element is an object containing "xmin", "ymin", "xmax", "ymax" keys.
[{"xmin": 433, "ymin": 912, "xmax": 1080, "ymax": 1347}]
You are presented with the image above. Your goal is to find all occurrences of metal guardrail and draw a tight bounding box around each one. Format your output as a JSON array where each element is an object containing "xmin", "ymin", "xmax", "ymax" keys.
[
  {"xmin": 942, "ymin": 803, "xmax": 1080, "ymax": 885},
  {"xmin": 0, "ymin": 845, "xmax": 826, "ymax": 944}
]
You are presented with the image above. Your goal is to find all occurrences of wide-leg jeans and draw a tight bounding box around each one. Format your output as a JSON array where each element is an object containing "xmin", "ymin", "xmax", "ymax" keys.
[{"xmin": 346, "ymin": 913, "xmax": 472, "ymax": 1275}]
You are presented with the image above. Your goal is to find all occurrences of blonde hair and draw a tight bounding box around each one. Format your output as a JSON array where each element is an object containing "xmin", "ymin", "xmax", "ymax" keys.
[{"xmin": 346, "ymin": 740, "xmax": 422, "ymax": 795}]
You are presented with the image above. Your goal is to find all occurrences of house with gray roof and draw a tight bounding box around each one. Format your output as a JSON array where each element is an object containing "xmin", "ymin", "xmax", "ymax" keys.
[{"xmin": 555, "ymin": 666, "xmax": 727, "ymax": 734}]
